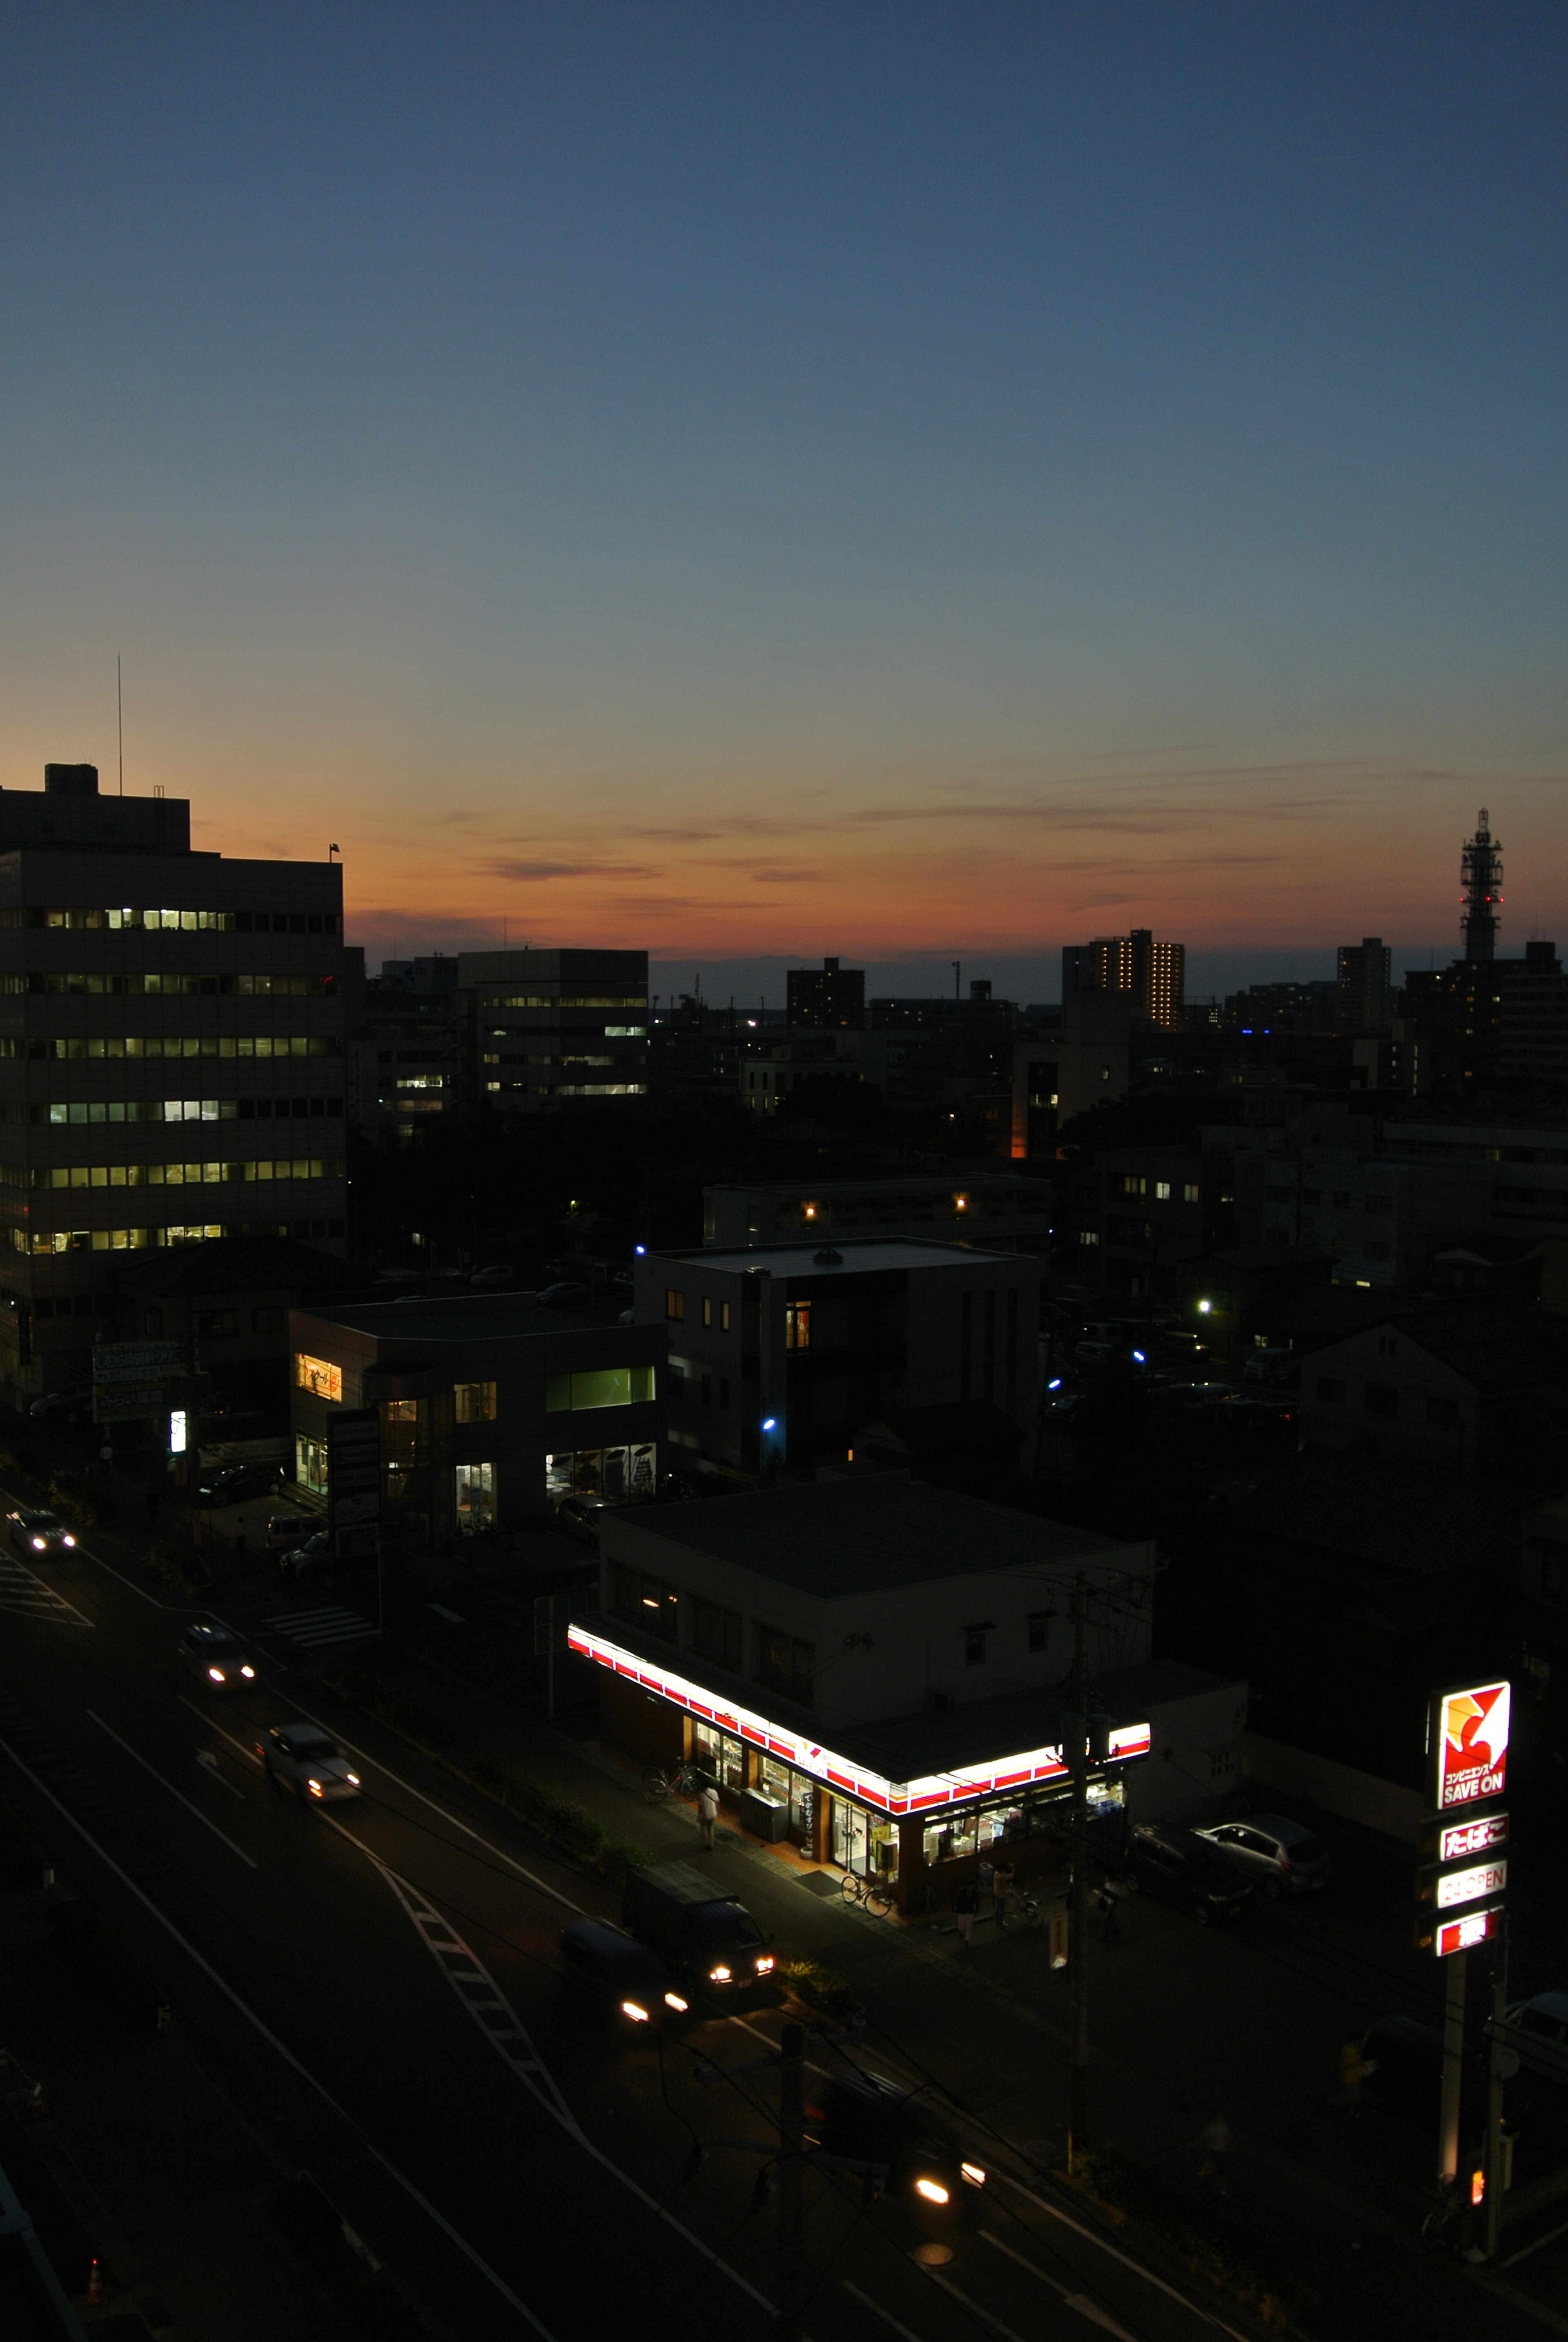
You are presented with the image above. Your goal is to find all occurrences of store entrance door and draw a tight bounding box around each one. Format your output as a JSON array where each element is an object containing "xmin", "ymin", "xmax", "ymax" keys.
[{"xmin": 833, "ymin": 1801, "xmax": 870, "ymax": 1877}]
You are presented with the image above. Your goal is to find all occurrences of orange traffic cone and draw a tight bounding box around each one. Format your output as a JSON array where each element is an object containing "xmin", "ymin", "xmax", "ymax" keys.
[{"xmin": 87, "ymin": 2257, "xmax": 103, "ymax": 2307}]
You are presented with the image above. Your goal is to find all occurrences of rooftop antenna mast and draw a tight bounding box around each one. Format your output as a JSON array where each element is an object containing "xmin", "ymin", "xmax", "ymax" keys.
[
  {"xmin": 1461, "ymin": 808, "xmax": 1503, "ymax": 962},
  {"xmin": 117, "ymin": 655, "xmax": 123, "ymax": 796}
]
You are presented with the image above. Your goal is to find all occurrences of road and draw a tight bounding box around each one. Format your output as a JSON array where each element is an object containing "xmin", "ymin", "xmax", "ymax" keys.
[{"xmin": 0, "ymin": 1518, "xmax": 1251, "ymax": 2342}]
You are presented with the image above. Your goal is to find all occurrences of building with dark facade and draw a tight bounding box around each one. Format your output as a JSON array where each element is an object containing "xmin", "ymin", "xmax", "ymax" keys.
[
  {"xmin": 287, "ymin": 1291, "xmax": 666, "ymax": 1545},
  {"xmin": 1399, "ymin": 943, "xmax": 1568, "ymax": 1093},
  {"xmin": 1336, "ymin": 939, "xmax": 1392, "ymax": 1035},
  {"xmin": 786, "ymin": 956, "xmax": 865, "ymax": 1030},
  {"xmin": 702, "ymin": 1172, "xmax": 1052, "ymax": 1255},
  {"xmin": 0, "ymin": 763, "xmax": 347, "ymax": 1403}
]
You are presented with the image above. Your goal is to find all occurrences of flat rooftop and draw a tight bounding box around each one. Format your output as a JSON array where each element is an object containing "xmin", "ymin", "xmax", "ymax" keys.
[
  {"xmin": 660, "ymin": 1238, "xmax": 1014, "ymax": 1277},
  {"xmin": 301, "ymin": 1293, "xmax": 600, "ymax": 1342},
  {"xmin": 619, "ymin": 1474, "xmax": 1123, "ymax": 1596}
]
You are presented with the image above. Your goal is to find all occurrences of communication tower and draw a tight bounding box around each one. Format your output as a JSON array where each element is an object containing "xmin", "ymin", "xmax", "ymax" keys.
[{"xmin": 1461, "ymin": 808, "xmax": 1503, "ymax": 963}]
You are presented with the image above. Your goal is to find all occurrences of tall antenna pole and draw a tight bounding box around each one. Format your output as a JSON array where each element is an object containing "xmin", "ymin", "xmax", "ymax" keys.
[{"xmin": 117, "ymin": 655, "xmax": 123, "ymax": 796}]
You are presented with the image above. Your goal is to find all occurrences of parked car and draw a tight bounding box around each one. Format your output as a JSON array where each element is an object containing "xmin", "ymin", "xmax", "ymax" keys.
[
  {"xmin": 807, "ymin": 2072, "xmax": 987, "ymax": 2228},
  {"xmin": 537, "ymin": 1281, "xmax": 590, "ymax": 1308},
  {"xmin": 1192, "ymin": 1814, "xmax": 1332, "ymax": 1896},
  {"xmin": 277, "ymin": 1530, "xmax": 331, "ymax": 1585},
  {"xmin": 1243, "ymin": 1346, "xmax": 1298, "ymax": 1387},
  {"xmin": 266, "ymin": 1509, "xmax": 316, "ymax": 1551},
  {"xmin": 198, "ymin": 1460, "xmax": 284, "ymax": 1508},
  {"xmin": 555, "ymin": 1495, "xmax": 607, "ymax": 1543},
  {"xmin": 256, "ymin": 1722, "xmax": 360, "ymax": 1802},
  {"xmin": 1153, "ymin": 1380, "xmax": 1234, "ymax": 1414},
  {"xmin": 1125, "ymin": 1824, "xmax": 1254, "ymax": 1924},
  {"xmin": 559, "ymin": 1919, "xmax": 690, "ymax": 2030},
  {"xmin": 7, "ymin": 1508, "xmax": 76, "ymax": 1557},
  {"xmin": 27, "ymin": 1389, "xmax": 92, "ymax": 1420},
  {"xmin": 178, "ymin": 1622, "xmax": 258, "ymax": 1689},
  {"xmin": 1496, "ymin": 1992, "xmax": 1568, "ymax": 2084},
  {"xmin": 469, "ymin": 1263, "xmax": 514, "ymax": 1288},
  {"xmin": 1215, "ymin": 1394, "xmax": 1298, "ymax": 1443}
]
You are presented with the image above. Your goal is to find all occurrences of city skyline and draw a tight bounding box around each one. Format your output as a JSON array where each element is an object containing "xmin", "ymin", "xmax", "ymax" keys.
[{"xmin": 5, "ymin": 7, "xmax": 1566, "ymax": 964}]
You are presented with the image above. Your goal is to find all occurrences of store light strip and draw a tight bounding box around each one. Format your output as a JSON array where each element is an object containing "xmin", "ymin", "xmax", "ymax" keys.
[{"xmin": 567, "ymin": 1622, "xmax": 1150, "ymax": 1816}]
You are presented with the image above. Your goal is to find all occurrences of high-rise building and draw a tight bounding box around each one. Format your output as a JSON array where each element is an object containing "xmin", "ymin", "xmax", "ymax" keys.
[
  {"xmin": 1336, "ymin": 939, "xmax": 1392, "ymax": 1035},
  {"xmin": 467, "ymin": 950, "xmax": 648, "ymax": 1113},
  {"xmin": 0, "ymin": 764, "xmax": 347, "ymax": 1400},
  {"xmin": 1062, "ymin": 928, "xmax": 1184, "ymax": 1030},
  {"xmin": 787, "ymin": 956, "xmax": 865, "ymax": 1030}
]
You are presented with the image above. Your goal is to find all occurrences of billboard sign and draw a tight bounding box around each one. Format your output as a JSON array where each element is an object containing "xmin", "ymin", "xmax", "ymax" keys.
[
  {"xmin": 94, "ymin": 1340, "xmax": 185, "ymax": 1380},
  {"xmin": 1419, "ymin": 1810, "xmax": 1508, "ymax": 1866},
  {"xmin": 1428, "ymin": 1680, "xmax": 1510, "ymax": 1812},
  {"xmin": 1434, "ymin": 1905, "xmax": 1503, "ymax": 1959},
  {"xmin": 94, "ymin": 1383, "xmax": 174, "ymax": 1423}
]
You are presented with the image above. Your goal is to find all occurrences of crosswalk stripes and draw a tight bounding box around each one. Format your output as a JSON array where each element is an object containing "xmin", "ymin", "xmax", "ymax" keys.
[
  {"xmin": 263, "ymin": 1604, "xmax": 379, "ymax": 1652},
  {"xmin": 0, "ymin": 1555, "xmax": 93, "ymax": 1625}
]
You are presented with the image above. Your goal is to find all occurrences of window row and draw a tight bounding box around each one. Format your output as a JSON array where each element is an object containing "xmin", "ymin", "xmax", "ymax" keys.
[
  {"xmin": 0, "ymin": 1035, "xmax": 342, "ymax": 1061},
  {"xmin": 44, "ymin": 1097, "xmax": 342, "ymax": 1124},
  {"xmin": 6, "ymin": 1156, "xmax": 342, "ymax": 1189},
  {"xmin": 292, "ymin": 1437, "xmax": 498, "ymax": 1532},
  {"xmin": 0, "ymin": 973, "xmax": 338, "ymax": 997},
  {"xmin": 482, "ymin": 993, "xmax": 646, "ymax": 1010},
  {"xmin": 483, "ymin": 1081, "xmax": 646, "ymax": 1097},
  {"xmin": 1116, "ymin": 1174, "xmax": 1200, "ymax": 1202},
  {"xmin": 6, "ymin": 907, "xmax": 340, "ymax": 934},
  {"xmin": 546, "ymin": 1366, "xmax": 656, "ymax": 1413},
  {"xmin": 11, "ymin": 1218, "xmax": 343, "ymax": 1254},
  {"xmin": 611, "ymin": 1566, "xmax": 818, "ymax": 1705}
]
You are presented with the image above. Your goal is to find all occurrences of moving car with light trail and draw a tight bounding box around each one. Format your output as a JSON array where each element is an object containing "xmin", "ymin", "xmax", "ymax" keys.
[
  {"xmin": 177, "ymin": 1622, "xmax": 259, "ymax": 1690},
  {"xmin": 807, "ymin": 2070, "xmax": 987, "ymax": 2228},
  {"xmin": 256, "ymin": 1722, "xmax": 360, "ymax": 1803},
  {"xmin": 559, "ymin": 1918, "xmax": 690, "ymax": 2030},
  {"xmin": 621, "ymin": 1860, "xmax": 775, "ymax": 2001},
  {"xmin": 7, "ymin": 1508, "xmax": 76, "ymax": 1557}
]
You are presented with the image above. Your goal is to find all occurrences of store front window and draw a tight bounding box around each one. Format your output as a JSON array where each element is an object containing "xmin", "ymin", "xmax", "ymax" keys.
[
  {"xmin": 760, "ymin": 1755, "xmax": 816, "ymax": 1843},
  {"xmin": 690, "ymin": 1722, "xmax": 746, "ymax": 1793},
  {"xmin": 295, "ymin": 1433, "xmax": 327, "ymax": 1495},
  {"xmin": 454, "ymin": 1460, "xmax": 496, "ymax": 1532},
  {"xmin": 833, "ymin": 1801, "xmax": 898, "ymax": 1884}
]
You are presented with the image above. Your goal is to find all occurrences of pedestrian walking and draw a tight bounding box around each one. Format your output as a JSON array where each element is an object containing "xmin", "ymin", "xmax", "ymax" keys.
[
  {"xmin": 1195, "ymin": 2112, "xmax": 1234, "ymax": 2198},
  {"xmin": 953, "ymin": 1876, "xmax": 979, "ymax": 1948},
  {"xmin": 1339, "ymin": 2035, "xmax": 1375, "ymax": 2113},
  {"xmin": 1095, "ymin": 1876, "xmax": 1124, "ymax": 1944},
  {"xmin": 991, "ymin": 1856, "xmax": 1016, "ymax": 1928},
  {"xmin": 697, "ymin": 1781, "xmax": 719, "ymax": 1851}
]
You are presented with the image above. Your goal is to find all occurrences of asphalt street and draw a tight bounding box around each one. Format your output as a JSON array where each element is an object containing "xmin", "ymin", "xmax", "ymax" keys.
[{"xmin": 0, "ymin": 1516, "xmax": 1258, "ymax": 2342}]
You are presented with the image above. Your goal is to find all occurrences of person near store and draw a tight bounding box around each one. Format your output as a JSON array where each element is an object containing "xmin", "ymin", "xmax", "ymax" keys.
[
  {"xmin": 953, "ymin": 1875, "xmax": 980, "ymax": 1948},
  {"xmin": 697, "ymin": 1781, "xmax": 719, "ymax": 1851},
  {"xmin": 991, "ymin": 1856, "xmax": 1017, "ymax": 1928}
]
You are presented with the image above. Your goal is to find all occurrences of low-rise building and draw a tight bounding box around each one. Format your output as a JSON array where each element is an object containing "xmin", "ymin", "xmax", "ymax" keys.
[
  {"xmin": 574, "ymin": 1475, "xmax": 1243, "ymax": 1906},
  {"xmin": 637, "ymin": 1237, "xmax": 1039, "ymax": 1478},
  {"xmin": 1299, "ymin": 1303, "xmax": 1568, "ymax": 1478},
  {"xmin": 287, "ymin": 1293, "xmax": 666, "ymax": 1545},
  {"xmin": 702, "ymin": 1173, "xmax": 1052, "ymax": 1256},
  {"xmin": 1232, "ymin": 1147, "xmax": 1490, "ymax": 1289}
]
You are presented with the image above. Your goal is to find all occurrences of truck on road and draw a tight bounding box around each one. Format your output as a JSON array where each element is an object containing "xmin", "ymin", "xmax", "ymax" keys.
[{"xmin": 622, "ymin": 1860, "xmax": 775, "ymax": 2001}]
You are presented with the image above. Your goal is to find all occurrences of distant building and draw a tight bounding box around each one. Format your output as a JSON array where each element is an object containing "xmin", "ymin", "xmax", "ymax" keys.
[
  {"xmin": 1222, "ymin": 981, "xmax": 1338, "ymax": 1037},
  {"xmin": 1062, "ymin": 928, "xmax": 1184, "ymax": 1030},
  {"xmin": 703, "ymin": 1172, "xmax": 1052, "ymax": 1255},
  {"xmin": 1336, "ymin": 939, "xmax": 1392, "ymax": 1035},
  {"xmin": 1300, "ymin": 1304, "xmax": 1568, "ymax": 1479},
  {"xmin": 1010, "ymin": 992, "xmax": 1142, "ymax": 1158},
  {"xmin": 0, "ymin": 761, "xmax": 347, "ymax": 1404},
  {"xmin": 636, "ymin": 1237, "xmax": 1039, "ymax": 1478},
  {"xmin": 1399, "ymin": 942, "xmax": 1568, "ymax": 1092},
  {"xmin": 787, "ymin": 957, "xmax": 865, "ymax": 1030}
]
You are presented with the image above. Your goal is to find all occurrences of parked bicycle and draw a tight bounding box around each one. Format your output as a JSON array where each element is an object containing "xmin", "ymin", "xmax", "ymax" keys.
[
  {"xmin": 642, "ymin": 1761, "xmax": 706, "ymax": 1803},
  {"xmin": 841, "ymin": 1870, "xmax": 898, "ymax": 1917},
  {"xmin": 1000, "ymin": 1893, "xmax": 1046, "ymax": 1931}
]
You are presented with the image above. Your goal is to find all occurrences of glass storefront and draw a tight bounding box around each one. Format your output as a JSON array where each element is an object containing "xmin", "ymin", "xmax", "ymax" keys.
[
  {"xmin": 547, "ymin": 1443, "xmax": 655, "ymax": 1501},
  {"xmin": 760, "ymin": 1754, "xmax": 816, "ymax": 1842},
  {"xmin": 690, "ymin": 1721, "xmax": 747, "ymax": 1793},
  {"xmin": 833, "ymin": 1801, "xmax": 899, "ymax": 1883},
  {"xmin": 454, "ymin": 1460, "xmax": 496, "ymax": 1532},
  {"xmin": 920, "ymin": 1778, "xmax": 1123, "ymax": 1869}
]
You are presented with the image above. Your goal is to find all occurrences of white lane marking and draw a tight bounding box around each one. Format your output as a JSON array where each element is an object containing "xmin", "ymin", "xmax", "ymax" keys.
[
  {"xmin": 842, "ymin": 2278, "xmax": 929, "ymax": 2341},
  {"xmin": 428, "ymin": 1603, "xmax": 465, "ymax": 1624},
  {"xmin": 195, "ymin": 1749, "xmax": 246, "ymax": 1801},
  {"xmin": 991, "ymin": 2171, "xmax": 1253, "ymax": 2341},
  {"xmin": 0, "ymin": 1554, "xmax": 95, "ymax": 1625},
  {"xmin": 980, "ymin": 2230, "xmax": 1141, "ymax": 2340},
  {"xmin": 265, "ymin": 1605, "xmax": 379, "ymax": 1649},
  {"xmin": 85, "ymin": 1710, "xmax": 258, "ymax": 1869},
  {"xmin": 1500, "ymin": 2212, "xmax": 1568, "ymax": 2270},
  {"xmin": 0, "ymin": 1736, "xmax": 558, "ymax": 2340},
  {"xmin": 178, "ymin": 1697, "xmax": 263, "ymax": 1767},
  {"xmin": 918, "ymin": 2264, "xmax": 1027, "ymax": 2342},
  {"xmin": 282, "ymin": 1696, "xmax": 587, "ymax": 1915}
]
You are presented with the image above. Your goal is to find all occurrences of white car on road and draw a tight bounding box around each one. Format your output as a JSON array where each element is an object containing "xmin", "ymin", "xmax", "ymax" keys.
[{"xmin": 256, "ymin": 1722, "xmax": 360, "ymax": 1803}]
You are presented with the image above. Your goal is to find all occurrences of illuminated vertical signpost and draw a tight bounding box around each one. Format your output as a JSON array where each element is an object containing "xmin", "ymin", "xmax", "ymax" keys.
[{"xmin": 1417, "ymin": 1681, "xmax": 1510, "ymax": 2210}]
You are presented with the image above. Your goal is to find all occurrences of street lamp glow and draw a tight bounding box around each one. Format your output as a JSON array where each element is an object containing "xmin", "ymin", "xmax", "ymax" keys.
[
  {"xmin": 761, "ymin": 1417, "xmax": 776, "ymax": 1432},
  {"xmin": 1197, "ymin": 1299, "xmax": 1212, "ymax": 1315}
]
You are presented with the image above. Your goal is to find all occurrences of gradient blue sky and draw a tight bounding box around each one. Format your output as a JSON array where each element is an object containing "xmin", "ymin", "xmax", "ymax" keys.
[{"xmin": 2, "ymin": 4, "xmax": 1564, "ymax": 993}]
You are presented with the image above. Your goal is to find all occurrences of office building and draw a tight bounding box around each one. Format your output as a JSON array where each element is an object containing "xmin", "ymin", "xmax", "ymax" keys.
[
  {"xmin": 1335, "ymin": 941, "xmax": 1392, "ymax": 1035},
  {"xmin": 702, "ymin": 1172, "xmax": 1052, "ymax": 1255},
  {"xmin": 636, "ymin": 1237, "xmax": 1040, "ymax": 1478},
  {"xmin": 787, "ymin": 957, "xmax": 865, "ymax": 1031},
  {"xmin": 288, "ymin": 1291, "xmax": 665, "ymax": 1546},
  {"xmin": 1399, "ymin": 943, "xmax": 1568, "ymax": 1092},
  {"xmin": 1062, "ymin": 928, "xmax": 1185, "ymax": 1030},
  {"xmin": 0, "ymin": 763, "xmax": 347, "ymax": 1402}
]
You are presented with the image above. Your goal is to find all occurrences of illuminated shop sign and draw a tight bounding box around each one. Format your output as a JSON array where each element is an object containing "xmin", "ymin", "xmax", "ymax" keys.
[
  {"xmin": 1427, "ymin": 1680, "xmax": 1509, "ymax": 1812},
  {"xmin": 1427, "ymin": 1811, "xmax": 1508, "ymax": 1866},
  {"xmin": 567, "ymin": 1621, "xmax": 1150, "ymax": 1816},
  {"xmin": 1435, "ymin": 1906, "xmax": 1502, "ymax": 1959}
]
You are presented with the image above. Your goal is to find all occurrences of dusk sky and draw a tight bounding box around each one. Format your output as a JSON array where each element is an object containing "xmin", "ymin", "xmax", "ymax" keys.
[{"xmin": 3, "ymin": 4, "xmax": 1565, "ymax": 1000}]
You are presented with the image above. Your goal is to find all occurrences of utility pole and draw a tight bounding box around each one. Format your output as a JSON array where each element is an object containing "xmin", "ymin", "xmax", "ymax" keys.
[
  {"xmin": 1438, "ymin": 1951, "xmax": 1467, "ymax": 2188},
  {"xmin": 1068, "ymin": 1572, "xmax": 1090, "ymax": 2171},
  {"xmin": 777, "ymin": 2021, "xmax": 806, "ymax": 2342},
  {"xmin": 1484, "ymin": 1914, "xmax": 1510, "ymax": 2259}
]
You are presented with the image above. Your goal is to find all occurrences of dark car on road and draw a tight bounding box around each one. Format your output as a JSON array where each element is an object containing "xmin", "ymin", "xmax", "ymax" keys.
[
  {"xmin": 277, "ymin": 1530, "xmax": 331, "ymax": 1585},
  {"xmin": 7, "ymin": 1508, "xmax": 77, "ymax": 1557},
  {"xmin": 807, "ymin": 2071, "xmax": 988, "ymax": 2229},
  {"xmin": 1126, "ymin": 1823, "xmax": 1254, "ymax": 1924},
  {"xmin": 178, "ymin": 1622, "xmax": 258, "ymax": 1689},
  {"xmin": 559, "ymin": 1919, "xmax": 690, "ymax": 2030},
  {"xmin": 1192, "ymin": 1814, "xmax": 1332, "ymax": 1897},
  {"xmin": 555, "ymin": 1495, "xmax": 607, "ymax": 1544},
  {"xmin": 199, "ymin": 1460, "xmax": 284, "ymax": 1508}
]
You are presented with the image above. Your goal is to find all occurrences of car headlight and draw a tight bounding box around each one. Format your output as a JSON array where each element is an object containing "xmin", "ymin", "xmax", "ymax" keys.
[
  {"xmin": 621, "ymin": 2000, "xmax": 650, "ymax": 2023},
  {"xmin": 31, "ymin": 1536, "xmax": 45, "ymax": 1551},
  {"xmin": 710, "ymin": 1965, "xmax": 731, "ymax": 1982},
  {"xmin": 308, "ymin": 1779, "xmax": 324, "ymax": 1797},
  {"xmin": 915, "ymin": 2178, "xmax": 950, "ymax": 2205},
  {"xmin": 62, "ymin": 1534, "xmax": 76, "ymax": 1548},
  {"xmin": 345, "ymin": 1772, "xmax": 359, "ymax": 1787},
  {"xmin": 241, "ymin": 1665, "xmax": 254, "ymax": 1679},
  {"xmin": 208, "ymin": 1667, "xmax": 226, "ymax": 1683},
  {"xmin": 755, "ymin": 1955, "xmax": 775, "ymax": 1974},
  {"xmin": 961, "ymin": 2163, "xmax": 987, "ymax": 2187},
  {"xmin": 664, "ymin": 1992, "xmax": 688, "ymax": 2013}
]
